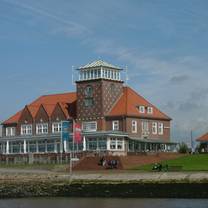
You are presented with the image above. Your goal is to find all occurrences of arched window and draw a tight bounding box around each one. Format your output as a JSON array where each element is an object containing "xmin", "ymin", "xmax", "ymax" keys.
[
  {"xmin": 84, "ymin": 85, "xmax": 94, "ymax": 107},
  {"xmin": 84, "ymin": 85, "xmax": 93, "ymax": 97}
]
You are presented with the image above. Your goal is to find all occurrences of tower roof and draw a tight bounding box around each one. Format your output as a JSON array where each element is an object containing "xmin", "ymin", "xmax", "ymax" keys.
[{"xmin": 79, "ymin": 60, "xmax": 122, "ymax": 70}]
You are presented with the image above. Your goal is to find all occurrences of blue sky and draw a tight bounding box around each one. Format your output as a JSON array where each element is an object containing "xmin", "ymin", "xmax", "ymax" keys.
[{"xmin": 0, "ymin": 0, "xmax": 208, "ymax": 144}]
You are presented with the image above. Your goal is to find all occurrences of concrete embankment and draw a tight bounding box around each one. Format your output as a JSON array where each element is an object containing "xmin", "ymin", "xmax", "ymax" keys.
[{"xmin": 1, "ymin": 170, "xmax": 208, "ymax": 198}]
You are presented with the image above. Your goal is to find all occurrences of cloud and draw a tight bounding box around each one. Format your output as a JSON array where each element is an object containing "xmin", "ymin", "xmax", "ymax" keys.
[
  {"xmin": 169, "ymin": 75, "xmax": 190, "ymax": 84},
  {"xmin": 85, "ymin": 37, "xmax": 208, "ymax": 141},
  {"xmin": 2, "ymin": 0, "xmax": 91, "ymax": 38}
]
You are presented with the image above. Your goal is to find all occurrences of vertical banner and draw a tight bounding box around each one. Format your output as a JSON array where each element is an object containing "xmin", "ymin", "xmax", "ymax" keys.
[
  {"xmin": 61, "ymin": 121, "xmax": 70, "ymax": 142},
  {"xmin": 74, "ymin": 123, "xmax": 82, "ymax": 144}
]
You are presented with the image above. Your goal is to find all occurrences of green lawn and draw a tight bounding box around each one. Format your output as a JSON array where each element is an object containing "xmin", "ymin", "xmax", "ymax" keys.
[{"xmin": 133, "ymin": 154, "xmax": 208, "ymax": 171}]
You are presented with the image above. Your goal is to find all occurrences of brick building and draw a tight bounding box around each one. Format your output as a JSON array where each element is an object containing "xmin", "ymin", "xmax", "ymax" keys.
[{"xmin": 1, "ymin": 60, "xmax": 175, "ymax": 155}]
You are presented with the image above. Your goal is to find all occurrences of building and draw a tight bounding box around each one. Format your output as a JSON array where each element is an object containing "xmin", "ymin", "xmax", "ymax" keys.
[
  {"xmin": 1, "ymin": 60, "xmax": 175, "ymax": 155},
  {"xmin": 196, "ymin": 132, "xmax": 208, "ymax": 152}
]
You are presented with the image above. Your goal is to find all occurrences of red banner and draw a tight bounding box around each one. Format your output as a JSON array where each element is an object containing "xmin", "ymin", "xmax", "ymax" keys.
[{"xmin": 74, "ymin": 123, "xmax": 82, "ymax": 143}]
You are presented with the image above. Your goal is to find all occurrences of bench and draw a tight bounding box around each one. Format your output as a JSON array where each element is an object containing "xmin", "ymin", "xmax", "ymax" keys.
[{"xmin": 152, "ymin": 164, "xmax": 183, "ymax": 172}]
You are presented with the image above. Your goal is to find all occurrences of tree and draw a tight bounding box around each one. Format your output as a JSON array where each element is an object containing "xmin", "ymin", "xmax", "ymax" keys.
[{"xmin": 178, "ymin": 142, "xmax": 189, "ymax": 153}]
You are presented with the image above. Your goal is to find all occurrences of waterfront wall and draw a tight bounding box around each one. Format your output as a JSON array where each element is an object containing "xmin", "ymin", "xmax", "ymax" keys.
[{"xmin": 1, "ymin": 179, "xmax": 208, "ymax": 198}]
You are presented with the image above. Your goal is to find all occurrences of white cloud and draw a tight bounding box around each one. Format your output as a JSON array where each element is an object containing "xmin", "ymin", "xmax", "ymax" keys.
[{"xmin": 87, "ymin": 38, "xmax": 208, "ymax": 141}]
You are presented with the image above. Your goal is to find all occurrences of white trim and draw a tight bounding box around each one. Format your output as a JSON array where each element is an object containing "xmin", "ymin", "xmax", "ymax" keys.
[
  {"xmin": 139, "ymin": 106, "xmax": 145, "ymax": 113},
  {"xmin": 158, "ymin": 122, "xmax": 164, "ymax": 135},
  {"xmin": 152, "ymin": 122, "xmax": 157, "ymax": 135},
  {"xmin": 21, "ymin": 124, "xmax": 32, "ymax": 136},
  {"xmin": 131, "ymin": 120, "xmax": 137, "ymax": 133},
  {"xmin": 112, "ymin": 120, "xmax": 119, "ymax": 131},
  {"xmin": 82, "ymin": 121, "xmax": 97, "ymax": 132}
]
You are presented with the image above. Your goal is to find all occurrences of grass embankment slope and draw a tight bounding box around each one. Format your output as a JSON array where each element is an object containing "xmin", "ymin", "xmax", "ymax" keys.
[{"xmin": 134, "ymin": 154, "xmax": 208, "ymax": 171}]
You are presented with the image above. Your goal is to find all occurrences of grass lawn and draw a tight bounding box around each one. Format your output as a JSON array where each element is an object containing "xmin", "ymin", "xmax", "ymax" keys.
[{"xmin": 133, "ymin": 154, "xmax": 208, "ymax": 171}]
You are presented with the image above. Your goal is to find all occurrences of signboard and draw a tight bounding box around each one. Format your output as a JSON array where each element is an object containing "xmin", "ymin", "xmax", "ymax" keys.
[{"xmin": 61, "ymin": 121, "xmax": 72, "ymax": 142}]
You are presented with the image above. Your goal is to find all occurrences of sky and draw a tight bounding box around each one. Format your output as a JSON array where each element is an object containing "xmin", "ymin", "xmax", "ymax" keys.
[{"xmin": 0, "ymin": 0, "xmax": 208, "ymax": 144}]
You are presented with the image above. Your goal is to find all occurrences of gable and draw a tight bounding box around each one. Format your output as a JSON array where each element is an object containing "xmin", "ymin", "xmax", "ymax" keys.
[
  {"xmin": 18, "ymin": 106, "xmax": 33, "ymax": 124},
  {"xmin": 51, "ymin": 103, "xmax": 66, "ymax": 122},
  {"xmin": 35, "ymin": 105, "xmax": 49, "ymax": 123}
]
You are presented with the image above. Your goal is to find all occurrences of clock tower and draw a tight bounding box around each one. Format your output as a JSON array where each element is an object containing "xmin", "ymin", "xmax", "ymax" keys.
[{"xmin": 76, "ymin": 60, "xmax": 124, "ymax": 129}]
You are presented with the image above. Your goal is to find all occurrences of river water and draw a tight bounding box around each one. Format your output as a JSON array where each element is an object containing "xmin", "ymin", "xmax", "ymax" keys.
[{"xmin": 0, "ymin": 198, "xmax": 208, "ymax": 208}]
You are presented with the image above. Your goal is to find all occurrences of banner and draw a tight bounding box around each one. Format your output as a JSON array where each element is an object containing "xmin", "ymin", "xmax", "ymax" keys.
[
  {"xmin": 61, "ymin": 121, "xmax": 72, "ymax": 141},
  {"xmin": 74, "ymin": 123, "xmax": 82, "ymax": 143}
]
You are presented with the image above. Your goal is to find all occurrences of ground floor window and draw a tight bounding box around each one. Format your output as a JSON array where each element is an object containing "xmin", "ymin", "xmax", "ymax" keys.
[
  {"xmin": 109, "ymin": 138, "xmax": 124, "ymax": 150},
  {"xmin": 85, "ymin": 138, "xmax": 107, "ymax": 151}
]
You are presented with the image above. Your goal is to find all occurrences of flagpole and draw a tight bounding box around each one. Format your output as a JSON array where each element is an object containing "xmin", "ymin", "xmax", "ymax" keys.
[{"xmin": 69, "ymin": 119, "xmax": 74, "ymax": 182}]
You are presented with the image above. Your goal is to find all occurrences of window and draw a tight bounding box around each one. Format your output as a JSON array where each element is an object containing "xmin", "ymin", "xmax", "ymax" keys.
[
  {"xmin": 112, "ymin": 120, "xmax": 119, "ymax": 131},
  {"xmin": 117, "ymin": 138, "xmax": 124, "ymax": 149},
  {"xmin": 109, "ymin": 138, "xmax": 124, "ymax": 150},
  {"xmin": 52, "ymin": 122, "xmax": 62, "ymax": 133},
  {"xmin": 82, "ymin": 121, "xmax": 97, "ymax": 132},
  {"xmin": 84, "ymin": 85, "xmax": 93, "ymax": 107},
  {"xmin": 84, "ymin": 98, "xmax": 94, "ymax": 107},
  {"xmin": 158, "ymin": 123, "xmax": 164, "ymax": 135},
  {"xmin": 36, "ymin": 123, "xmax": 48, "ymax": 134},
  {"xmin": 147, "ymin": 107, "xmax": 153, "ymax": 114},
  {"xmin": 84, "ymin": 85, "xmax": 93, "ymax": 97},
  {"xmin": 132, "ymin": 120, "xmax": 137, "ymax": 133},
  {"xmin": 110, "ymin": 138, "xmax": 116, "ymax": 149},
  {"xmin": 142, "ymin": 121, "xmax": 149, "ymax": 137},
  {"xmin": 21, "ymin": 125, "xmax": 32, "ymax": 135},
  {"xmin": 139, "ymin": 106, "xmax": 145, "ymax": 113},
  {"xmin": 152, "ymin": 122, "xmax": 157, "ymax": 135},
  {"xmin": 6, "ymin": 127, "xmax": 16, "ymax": 137}
]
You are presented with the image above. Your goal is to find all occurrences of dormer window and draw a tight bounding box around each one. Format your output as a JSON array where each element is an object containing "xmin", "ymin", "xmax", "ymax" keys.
[
  {"xmin": 139, "ymin": 106, "xmax": 145, "ymax": 113},
  {"xmin": 112, "ymin": 120, "xmax": 119, "ymax": 131},
  {"xmin": 147, "ymin": 107, "xmax": 153, "ymax": 114}
]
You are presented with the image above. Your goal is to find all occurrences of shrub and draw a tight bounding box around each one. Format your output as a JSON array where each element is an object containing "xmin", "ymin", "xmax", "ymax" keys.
[{"xmin": 178, "ymin": 143, "xmax": 189, "ymax": 153}]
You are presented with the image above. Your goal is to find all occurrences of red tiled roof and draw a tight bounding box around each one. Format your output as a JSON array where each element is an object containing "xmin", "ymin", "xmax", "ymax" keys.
[
  {"xmin": 2, "ymin": 111, "xmax": 23, "ymax": 125},
  {"xmin": 196, "ymin": 133, "xmax": 208, "ymax": 142},
  {"xmin": 108, "ymin": 87, "xmax": 171, "ymax": 120},
  {"xmin": 2, "ymin": 92, "xmax": 76, "ymax": 125}
]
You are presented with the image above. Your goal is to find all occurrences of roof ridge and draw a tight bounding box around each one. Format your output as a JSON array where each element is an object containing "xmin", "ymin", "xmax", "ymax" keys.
[{"xmin": 41, "ymin": 91, "xmax": 76, "ymax": 97}]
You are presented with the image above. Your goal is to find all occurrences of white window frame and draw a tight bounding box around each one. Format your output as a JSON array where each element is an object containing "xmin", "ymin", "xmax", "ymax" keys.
[
  {"xmin": 147, "ymin": 107, "xmax": 153, "ymax": 114},
  {"xmin": 139, "ymin": 106, "xmax": 145, "ymax": 113},
  {"xmin": 109, "ymin": 138, "xmax": 124, "ymax": 151},
  {"xmin": 112, "ymin": 120, "xmax": 119, "ymax": 131},
  {"xmin": 141, "ymin": 120, "xmax": 149, "ymax": 137},
  {"xmin": 52, "ymin": 122, "xmax": 62, "ymax": 133},
  {"xmin": 132, "ymin": 120, "xmax": 137, "ymax": 133},
  {"xmin": 36, "ymin": 123, "xmax": 48, "ymax": 135},
  {"xmin": 158, "ymin": 122, "xmax": 164, "ymax": 135},
  {"xmin": 6, "ymin": 127, "xmax": 16, "ymax": 137},
  {"xmin": 82, "ymin": 121, "xmax": 97, "ymax": 132},
  {"xmin": 152, "ymin": 122, "xmax": 157, "ymax": 135},
  {"xmin": 21, "ymin": 124, "xmax": 32, "ymax": 136}
]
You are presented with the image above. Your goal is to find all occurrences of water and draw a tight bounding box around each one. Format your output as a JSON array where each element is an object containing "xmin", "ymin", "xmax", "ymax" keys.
[{"xmin": 0, "ymin": 198, "xmax": 208, "ymax": 208}]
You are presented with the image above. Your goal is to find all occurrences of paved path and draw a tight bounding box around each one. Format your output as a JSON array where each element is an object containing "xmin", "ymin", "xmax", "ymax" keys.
[{"xmin": 0, "ymin": 168, "xmax": 208, "ymax": 182}]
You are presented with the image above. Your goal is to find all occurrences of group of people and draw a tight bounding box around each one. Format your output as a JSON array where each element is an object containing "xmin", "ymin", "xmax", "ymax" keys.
[
  {"xmin": 152, "ymin": 163, "xmax": 169, "ymax": 171},
  {"xmin": 98, "ymin": 157, "xmax": 118, "ymax": 169}
]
